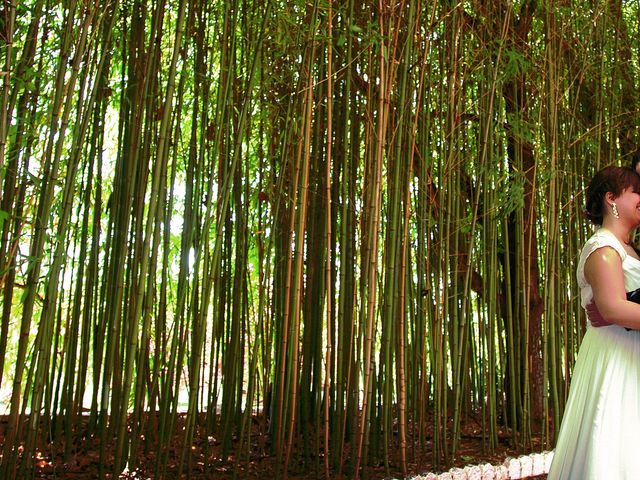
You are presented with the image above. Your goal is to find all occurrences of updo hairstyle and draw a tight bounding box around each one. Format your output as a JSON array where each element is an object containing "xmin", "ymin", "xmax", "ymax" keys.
[{"xmin": 584, "ymin": 166, "xmax": 640, "ymax": 225}]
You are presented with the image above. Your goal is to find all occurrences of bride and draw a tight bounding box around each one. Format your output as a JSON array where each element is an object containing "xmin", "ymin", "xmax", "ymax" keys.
[{"xmin": 548, "ymin": 166, "xmax": 640, "ymax": 479}]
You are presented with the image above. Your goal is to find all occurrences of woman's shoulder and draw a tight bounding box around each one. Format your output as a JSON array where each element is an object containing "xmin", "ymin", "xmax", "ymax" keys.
[{"xmin": 580, "ymin": 228, "xmax": 627, "ymax": 266}]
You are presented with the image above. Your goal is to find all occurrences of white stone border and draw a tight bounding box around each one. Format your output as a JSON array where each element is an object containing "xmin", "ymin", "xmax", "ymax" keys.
[{"xmin": 411, "ymin": 450, "xmax": 554, "ymax": 480}]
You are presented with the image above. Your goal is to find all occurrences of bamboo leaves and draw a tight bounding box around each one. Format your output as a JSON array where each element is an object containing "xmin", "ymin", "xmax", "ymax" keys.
[{"xmin": 0, "ymin": 0, "xmax": 638, "ymax": 478}]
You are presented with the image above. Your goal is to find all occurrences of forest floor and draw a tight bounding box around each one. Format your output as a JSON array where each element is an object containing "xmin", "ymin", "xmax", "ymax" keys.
[{"xmin": 0, "ymin": 413, "xmax": 549, "ymax": 479}]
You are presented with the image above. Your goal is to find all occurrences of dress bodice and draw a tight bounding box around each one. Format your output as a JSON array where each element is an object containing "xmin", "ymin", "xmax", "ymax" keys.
[{"xmin": 577, "ymin": 228, "xmax": 640, "ymax": 310}]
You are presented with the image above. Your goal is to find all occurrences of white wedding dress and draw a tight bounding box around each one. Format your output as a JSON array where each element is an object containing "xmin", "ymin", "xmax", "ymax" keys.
[{"xmin": 548, "ymin": 228, "xmax": 640, "ymax": 479}]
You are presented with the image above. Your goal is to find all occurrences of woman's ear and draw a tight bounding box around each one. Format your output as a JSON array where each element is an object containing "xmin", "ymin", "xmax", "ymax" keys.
[{"xmin": 605, "ymin": 191, "xmax": 615, "ymax": 206}]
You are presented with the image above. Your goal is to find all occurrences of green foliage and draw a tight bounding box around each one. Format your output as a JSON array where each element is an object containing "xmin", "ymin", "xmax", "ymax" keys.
[
  {"xmin": 496, "ymin": 170, "xmax": 526, "ymax": 219},
  {"xmin": 502, "ymin": 47, "xmax": 532, "ymax": 79},
  {"xmin": 0, "ymin": 0, "xmax": 639, "ymax": 478}
]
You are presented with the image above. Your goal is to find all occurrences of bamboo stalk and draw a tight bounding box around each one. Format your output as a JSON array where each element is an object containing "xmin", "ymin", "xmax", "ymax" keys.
[{"xmin": 323, "ymin": 1, "xmax": 333, "ymax": 477}]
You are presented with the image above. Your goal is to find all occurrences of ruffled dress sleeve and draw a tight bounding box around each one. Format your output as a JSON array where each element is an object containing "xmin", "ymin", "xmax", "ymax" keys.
[{"xmin": 577, "ymin": 228, "xmax": 627, "ymax": 310}]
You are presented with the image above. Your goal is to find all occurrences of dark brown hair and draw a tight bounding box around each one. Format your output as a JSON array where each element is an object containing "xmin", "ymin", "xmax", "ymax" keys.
[
  {"xmin": 631, "ymin": 151, "xmax": 640, "ymax": 173},
  {"xmin": 584, "ymin": 166, "xmax": 640, "ymax": 225}
]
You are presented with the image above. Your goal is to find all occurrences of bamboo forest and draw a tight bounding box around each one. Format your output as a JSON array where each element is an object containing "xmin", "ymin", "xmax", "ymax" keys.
[{"xmin": 0, "ymin": 0, "xmax": 639, "ymax": 478}]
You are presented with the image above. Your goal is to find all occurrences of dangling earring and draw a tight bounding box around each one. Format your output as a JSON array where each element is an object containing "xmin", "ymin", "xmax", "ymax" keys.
[{"xmin": 612, "ymin": 203, "xmax": 620, "ymax": 219}]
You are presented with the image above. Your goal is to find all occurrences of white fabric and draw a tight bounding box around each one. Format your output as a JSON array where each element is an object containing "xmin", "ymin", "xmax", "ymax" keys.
[
  {"xmin": 548, "ymin": 228, "xmax": 640, "ymax": 479},
  {"xmin": 577, "ymin": 228, "xmax": 629, "ymax": 311}
]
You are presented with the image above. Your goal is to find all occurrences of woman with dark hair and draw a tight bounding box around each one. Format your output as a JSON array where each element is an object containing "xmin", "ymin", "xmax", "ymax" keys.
[{"xmin": 548, "ymin": 166, "xmax": 640, "ymax": 479}]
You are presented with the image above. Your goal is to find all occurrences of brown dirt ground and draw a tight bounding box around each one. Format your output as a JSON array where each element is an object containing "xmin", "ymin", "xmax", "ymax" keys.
[{"xmin": 0, "ymin": 413, "xmax": 550, "ymax": 479}]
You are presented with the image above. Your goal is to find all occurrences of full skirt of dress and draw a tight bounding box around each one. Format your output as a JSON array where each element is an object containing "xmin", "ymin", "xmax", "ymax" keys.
[{"xmin": 548, "ymin": 324, "xmax": 640, "ymax": 479}]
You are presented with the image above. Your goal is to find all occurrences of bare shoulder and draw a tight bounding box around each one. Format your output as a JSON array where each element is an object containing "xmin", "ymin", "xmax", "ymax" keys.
[{"xmin": 584, "ymin": 246, "xmax": 623, "ymax": 283}]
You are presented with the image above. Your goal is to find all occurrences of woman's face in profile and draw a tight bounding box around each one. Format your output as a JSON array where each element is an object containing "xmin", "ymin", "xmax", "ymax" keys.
[{"xmin": 613, "ymin": 187, "xmax": 640, "ymax": 226}]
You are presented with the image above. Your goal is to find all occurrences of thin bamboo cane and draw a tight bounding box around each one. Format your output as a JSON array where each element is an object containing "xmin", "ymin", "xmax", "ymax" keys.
[
  {"xmin": 334, "ymin": 0, "xmax": 357, "ymax": 473},
  {"xmin": 353, "ymin": 3, "xmax": 389, "ymax": 475},
  {"xmin": 323, "ymin": 2, "xmax": 333, "ymax": 477},
  {"xmin": 0, "ymin": 0, "xmax": 17, "ymax": 179}
]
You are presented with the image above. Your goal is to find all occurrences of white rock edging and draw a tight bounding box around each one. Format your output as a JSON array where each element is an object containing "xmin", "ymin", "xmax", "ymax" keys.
[{"xmin": 411, "ymin": 450, "xmax": 554, "ymax": 480}]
